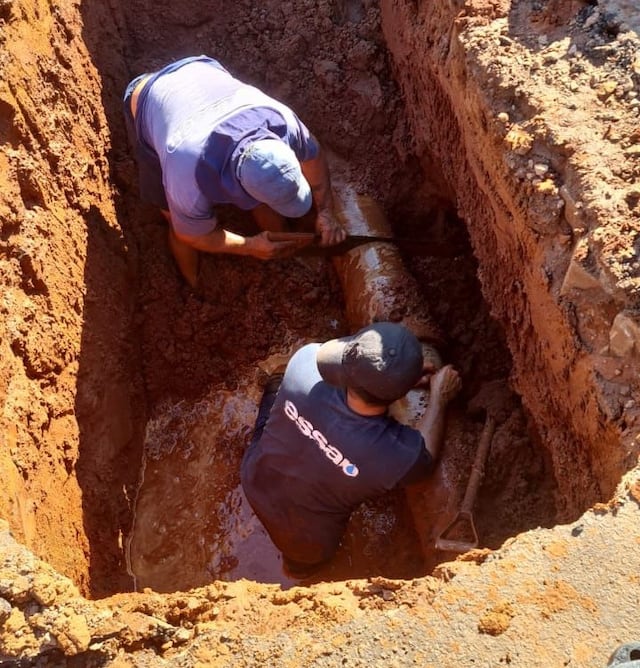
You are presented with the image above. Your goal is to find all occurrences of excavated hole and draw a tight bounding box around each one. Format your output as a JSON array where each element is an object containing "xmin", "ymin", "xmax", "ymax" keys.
[
  {"xmin": 8, "ymin": 0, "xmax": 587, "ymax": 598},
  {"xmin": 118, "ymin": 194, "xmax": 558, "ymax": 593}
]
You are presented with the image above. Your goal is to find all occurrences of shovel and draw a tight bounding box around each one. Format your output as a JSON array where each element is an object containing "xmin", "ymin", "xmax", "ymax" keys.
[
  {"xmin": 266, "ymin": 231, "xmax": 449, "ymax": 257},
  {"xmin": 435, "ymin": 414, "xmax": 496, "ymax": 553}
]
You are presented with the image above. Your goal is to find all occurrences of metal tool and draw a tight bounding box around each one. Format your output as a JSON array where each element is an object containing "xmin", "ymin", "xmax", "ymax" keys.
[
  {"xmin": 266, "ymin": 231, "xmax": 445, "ymax": 256},
  {"xmin": 435, "ymin": 414, "xmax": 496, "ymax": 553}
]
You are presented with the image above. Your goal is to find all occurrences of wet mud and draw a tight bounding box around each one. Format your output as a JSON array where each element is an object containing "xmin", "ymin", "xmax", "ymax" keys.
[{"xmin": 126, "ymin": 192, "xmax": 557, "ymax": 593}]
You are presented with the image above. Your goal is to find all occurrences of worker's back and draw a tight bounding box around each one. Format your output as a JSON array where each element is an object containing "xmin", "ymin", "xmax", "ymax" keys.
[{"xmin": 241, "ymin": 342, "xmax": 426, "ymax": 565}]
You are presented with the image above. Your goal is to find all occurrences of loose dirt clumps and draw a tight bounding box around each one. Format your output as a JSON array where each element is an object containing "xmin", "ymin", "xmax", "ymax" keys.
[{"xmin": 2, "ymin": 0, "xmax": 640, "ymax": 666}]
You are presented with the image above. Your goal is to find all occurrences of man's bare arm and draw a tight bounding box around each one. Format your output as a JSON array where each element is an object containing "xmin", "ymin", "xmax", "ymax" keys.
[
  {"xmin": 300, "ymin": 145, "xmax": 346, "ymax": 246},
  {"xmin": 414, "ymin": 365, "xmax": 461, "ymax": 460},
  {"xmin": 174, "ymin": 226, "xmax": 302, "ymax": 260}
]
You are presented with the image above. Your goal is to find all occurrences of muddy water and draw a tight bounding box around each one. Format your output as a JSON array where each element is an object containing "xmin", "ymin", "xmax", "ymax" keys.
[
  {"xmin": 126, "ymin": 363, "xmax": 437, "ymax": 592},
  {"xmin": 125, "ymin": 375, "xmax": 307, "ymax": 591},
  {"xmin": 125, "ymin": 382, "xmax": 264, "ymax": 592}
]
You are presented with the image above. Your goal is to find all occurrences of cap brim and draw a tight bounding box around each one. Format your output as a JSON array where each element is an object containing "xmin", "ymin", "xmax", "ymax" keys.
[
  {"xmin": 271, "ymin": 178, "xmax": 313, "ymax": 218},
  {"xmin": 316, "ymin": 337, "xmax": 351, "ymax": 387}
]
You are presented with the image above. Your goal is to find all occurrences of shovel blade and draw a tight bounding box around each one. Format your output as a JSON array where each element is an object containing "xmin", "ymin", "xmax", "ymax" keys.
[
  {"xmin": 435, "ymin": 536, "xmax": 479, "ymax": 553},
  {"xmin": 435, "ymin": 511, "xmax": 479, "ymax": 553}
]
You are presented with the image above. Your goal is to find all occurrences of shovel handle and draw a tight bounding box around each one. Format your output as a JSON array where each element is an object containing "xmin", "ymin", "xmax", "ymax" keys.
[{"xmin": 459, "ymin": 415, "xmax": 496, "ymax": 514}]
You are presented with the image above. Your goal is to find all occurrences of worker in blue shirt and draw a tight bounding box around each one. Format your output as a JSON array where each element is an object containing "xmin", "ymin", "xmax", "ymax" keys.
[
  {"xmin": 124, "ymin": 55, "xmax": 345, "ymax": 286},
  {"xmin": 242, "ymin": 322, "xmax": 461, "ymax": 577}
]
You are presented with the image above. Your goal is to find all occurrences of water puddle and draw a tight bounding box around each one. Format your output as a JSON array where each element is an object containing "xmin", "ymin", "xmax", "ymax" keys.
[
  {"xmin": 126, "ymin": 379, "xmax": 275, "ymax": 591},
  {"xmin": 126, "ymin": 374, "xmax": 441, "ymax": 592}
]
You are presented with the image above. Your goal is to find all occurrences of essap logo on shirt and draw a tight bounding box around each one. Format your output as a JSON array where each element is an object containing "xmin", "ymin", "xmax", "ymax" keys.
[{"xmin": 283, "ymin": 400, "xmax": 359, "ymax": 478}]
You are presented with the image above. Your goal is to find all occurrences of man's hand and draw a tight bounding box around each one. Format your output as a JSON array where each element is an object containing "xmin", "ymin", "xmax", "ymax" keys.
[
  {"xmin": 414, "ymin": 364, "xmax": 461, "ymax": 459},
  {"xmin": 300, "ymin": 147, "xmax": 345, "ymax": 246},
  {"xmin": 315, "ymin": 210, "xmax": 347, "ymax": 246},
  {"xmin": 246, "ymin": 231, "xmax": 311, "ymax": 260},
  {"xmin": 429, "ymin": 365, "xmax": 462, "ymax": 405}
]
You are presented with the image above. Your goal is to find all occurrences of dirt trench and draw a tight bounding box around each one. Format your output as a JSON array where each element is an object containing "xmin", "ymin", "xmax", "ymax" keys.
[
  {"xmin": 2, "ymin": 0, "xmax": 640, "ymax": 664},
  {"xmin": 5, "ymin": 0, "xmax": 558, "ymax": 596}
]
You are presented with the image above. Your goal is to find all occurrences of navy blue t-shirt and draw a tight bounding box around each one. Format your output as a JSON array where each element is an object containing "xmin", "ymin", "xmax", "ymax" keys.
[{"xmin": 241, "ymin": 343, "xmax": 433, "ymax": 565}]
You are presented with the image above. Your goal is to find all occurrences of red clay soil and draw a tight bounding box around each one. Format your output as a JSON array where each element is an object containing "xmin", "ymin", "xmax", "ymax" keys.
[
  {"xmin": 0, "ymin": 0, "xmax": 560, "ymax": 596},
  {"xmin": 2, "ymin": 0, "xmax": 640, "ymax": 665}
]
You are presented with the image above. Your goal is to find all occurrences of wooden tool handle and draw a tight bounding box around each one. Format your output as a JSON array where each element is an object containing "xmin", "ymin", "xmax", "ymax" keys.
[
  {"xmin": 266, "ymin": 231, "xmax": 318, "ymax": 242},
  {"xmin": 459, "ymin": 415, "xmax": 496, "ymax": 514}
]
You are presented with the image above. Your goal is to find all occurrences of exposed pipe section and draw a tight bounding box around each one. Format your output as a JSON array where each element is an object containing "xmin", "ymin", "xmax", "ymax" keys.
[
  {"xmin": 332, "ymin": 183, "xmax": 443, "ymax": 349},
  {"xmin": 330, "ymin": 178, "xmax": 456, "ymax": 564},
  {"xmin": 331, "ymin": 180, "xmax": 444, "ymax": 414}
]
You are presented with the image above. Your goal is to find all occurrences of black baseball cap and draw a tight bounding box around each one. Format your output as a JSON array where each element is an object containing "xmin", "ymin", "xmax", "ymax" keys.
[{"xmin": 316, "ymin": 322, "xmax": 424, "ymax": 403}]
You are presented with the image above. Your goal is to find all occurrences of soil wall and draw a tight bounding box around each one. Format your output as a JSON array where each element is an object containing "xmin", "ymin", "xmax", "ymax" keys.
[
  {"xmin": 0, "ymin": 0, "xmax": 144, "ymax": 594},
  {"xmin": 381, "ymin": 0, "xmax": 640, "ymax": 520}
]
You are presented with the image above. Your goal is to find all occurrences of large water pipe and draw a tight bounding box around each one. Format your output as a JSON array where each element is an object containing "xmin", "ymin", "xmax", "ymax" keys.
[
  {"xmin": 331, "ymin": 183, "xmax": 443, "ymax": 352},
  {"xmin": 330, "ymin": 178, "xmax": 458, "ymax": 565}
]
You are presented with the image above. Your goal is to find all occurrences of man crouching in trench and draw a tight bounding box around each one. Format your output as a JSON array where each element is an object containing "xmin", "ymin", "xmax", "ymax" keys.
[{"xmin": 241, "ymin": 321, "xmax": 461, "ymax": 578}]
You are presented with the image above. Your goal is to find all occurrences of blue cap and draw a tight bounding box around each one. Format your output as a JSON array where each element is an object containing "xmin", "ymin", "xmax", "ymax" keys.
[{"xmin": 237, "ymin": 139, "xmax": 313, "ymax": 218}]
